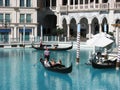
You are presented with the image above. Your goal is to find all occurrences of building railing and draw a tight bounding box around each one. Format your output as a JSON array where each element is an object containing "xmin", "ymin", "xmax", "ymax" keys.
[
  {"xmin": 56, "ymin": 2, "xmax": 120, "ymax": 12},
  {"xmin": 114, "ymin": 2, "xmax": 120, "ymax": 10},
  {"xmin": 0, "ymin": 36, "xmax": 76, "ymax": 44}
]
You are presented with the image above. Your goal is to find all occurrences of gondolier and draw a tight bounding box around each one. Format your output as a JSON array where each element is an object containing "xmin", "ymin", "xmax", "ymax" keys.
[{"xmin": 44, "ymin": 48, "xmax": 50, "ymax": 61}]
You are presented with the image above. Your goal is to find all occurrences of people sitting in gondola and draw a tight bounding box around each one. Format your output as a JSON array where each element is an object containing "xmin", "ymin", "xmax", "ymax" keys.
[
  {"xmin": 44, "ymin": 58, "xmax": 51, "ymax": 67},
  {"xmin": 56, "ymin": 59, "xmax": 62, "ymax": 65},
  {"xmin": 50, "ymin": 59, "xmax": 65, "ymax": 67},
  {"xmin": 50, "ymin": 59, "xmax": 56, "ymax": 66}
]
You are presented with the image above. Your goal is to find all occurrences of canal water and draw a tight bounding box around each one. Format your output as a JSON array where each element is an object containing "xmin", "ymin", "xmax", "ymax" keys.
[{"xmin": 0, "ymin": 48, "xmax": 120, "ymax": 90}]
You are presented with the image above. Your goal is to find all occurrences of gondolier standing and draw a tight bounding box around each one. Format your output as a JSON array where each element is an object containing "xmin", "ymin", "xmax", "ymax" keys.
[{"xmin": 44, "ymin": 48, "xmax": 50, "ymax": 61}]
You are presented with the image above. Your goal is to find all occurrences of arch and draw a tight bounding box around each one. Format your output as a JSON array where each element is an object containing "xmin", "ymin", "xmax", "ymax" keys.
[
  {"xmin": 70, "ymin": 18, "xmax": 77, "ymax": 38},
  {"xmin": 62, "ymin": 18, "xmax": 67, "ymax": 36},
  {"xmin": 115, "ymin": 19, "xmax": 120, "ymax": 24},
  {"xmin": 91, "ymin": 17, "xmax": 99, "ymax": 35},
  {"xmin": 102, "ymin": 17, "xmax": 108, "ymax": 33},
  {"xmin": 80, "ymin": 17, "xmax": 89, "ymax": 40}
]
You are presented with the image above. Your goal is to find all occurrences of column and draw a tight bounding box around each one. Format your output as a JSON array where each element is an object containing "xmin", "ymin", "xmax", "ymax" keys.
[
  {"xmin": 88, "ymin": 24, "xmax": 92, "ymax": 39},
  {"xmin": 83, "ymin": 0, "xmax": 85, "ymax": 8},
  {"xmin": 116, "ymin": 27, "xmax": 120, "ymax": 70},
  {"xmin": 99, "ymin": 24, "xmax": 102, "ymax": 33},
  {"xmin": 50, "ymin": 0, "xmax": 52, "ymax": 9},
  {"xmin": 78, "ymin": 0, "xmax": 80, "ymax": 9},
  {"xmin": 40, "ymin": 25, "xmax": 43, "ymax": 40},
  {"xmin": 68, "ymin": 0, "xmax": 70, "ymax": 5},
  {"xmin": 14, "ymin": 26, "xmax": 17, "ymax": 42},
  {"xmin": 116, "ymin": 27, "xmax": 119, "ymax": 46},
  {"xmin": 73, "ymin": 0, "xmax": 75, "ymax": 9},
  {"xmin": 94, "ymin": 0, "xmax": 95, "ymax": 8},
  {"xmin": 67, "ymin": 24, "xmax": 70, "ymax": 40},
  {"xmin": 32, "ymin": 27, "xmax": 34, "ymax": 42}
]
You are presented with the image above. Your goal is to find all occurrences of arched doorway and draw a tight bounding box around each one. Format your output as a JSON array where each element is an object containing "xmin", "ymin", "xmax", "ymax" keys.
[
  {"xmin": 91, "ymin": 18, "xmax": 99, "ymax": 35},
  {"xmin": 80, "ymin": 18, "xmax": 88, "ymax": 41},
  {"xmin": 116, "ymin": 19, "xmax": 120, "ymax": 24},
  {"xmin": 102, "ymin": 17, "xmax": 108, "ymax": 33},
  {"xmin": 70, "ymin": 18, "xmax": 77, "ymax": 38},
  {"xmin": 62, "ymin": 19, "xmax": 67, "ymax": 36}
]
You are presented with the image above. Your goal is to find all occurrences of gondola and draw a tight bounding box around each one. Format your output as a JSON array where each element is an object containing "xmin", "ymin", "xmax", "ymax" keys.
[
  {"xmin": 91, "ymin": 59, "xmax": 116, "ymax": 69},
  {"xmin": 32, "ymin": 44, "xmax": 73, "ymax": 51},
  {"xmin": 40, "ymin": 58, "xmax": 72, "ymax": 73}
]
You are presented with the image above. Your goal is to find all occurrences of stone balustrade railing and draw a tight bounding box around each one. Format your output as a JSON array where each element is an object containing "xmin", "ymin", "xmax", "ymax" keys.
[{"xmin": 51, "ymin": 2, "xmax": 120, "ymax": 12}]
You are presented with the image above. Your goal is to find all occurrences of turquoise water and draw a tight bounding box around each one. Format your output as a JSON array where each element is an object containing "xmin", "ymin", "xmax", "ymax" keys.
[{"xmin": 0, "ymin": 48, "xmax": 120, "ymax": 90}]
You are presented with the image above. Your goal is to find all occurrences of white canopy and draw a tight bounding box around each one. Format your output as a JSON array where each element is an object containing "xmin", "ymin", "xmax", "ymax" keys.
[
  {"xmin": 92, "ymin": 32, "xmax": 113, "ymax": 38},
  {"xmin": 86, "ymin": 33, "xmax": 113, "ymax": 47}
]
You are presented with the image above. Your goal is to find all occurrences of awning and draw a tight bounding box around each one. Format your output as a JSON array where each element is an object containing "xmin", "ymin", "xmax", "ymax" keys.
[
  {"xmin": 0, "ymin": 29, "xmax": 11, "ymax": 32},
  {"xmin": 19, "ymin": 29, "xmax": 32, "ymax": 32},
  {"xmin": 86, "ymin": 33, "xmax": 113, "ymax": 47},
  {"xmin": 92, "ymin": 32, "xmax": 113, "ymax": 38}
]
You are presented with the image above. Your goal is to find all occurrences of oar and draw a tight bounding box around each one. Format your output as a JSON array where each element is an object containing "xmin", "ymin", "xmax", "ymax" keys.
[
  {"xmin": 33, "ymin": 58, "xmax": 42, "ymax": 67},
  {"xmin": 33, "ymin": 60, "xmax": 40, "ymax": 67}
]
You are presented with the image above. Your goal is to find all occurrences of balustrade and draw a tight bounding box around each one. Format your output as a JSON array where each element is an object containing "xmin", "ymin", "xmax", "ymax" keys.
[{"xmin": 58, "ymin": 2, "xmax": 120, "ymax": 12}]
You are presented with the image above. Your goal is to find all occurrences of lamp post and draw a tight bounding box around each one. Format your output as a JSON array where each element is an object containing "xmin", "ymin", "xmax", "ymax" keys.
[{"xmin": 76, "ymin": 23, "xmax": 80, "ymax": 64}]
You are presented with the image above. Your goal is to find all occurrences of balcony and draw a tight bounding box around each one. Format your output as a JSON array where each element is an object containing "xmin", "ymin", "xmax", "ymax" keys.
[{"xmin": 54, "ymin": 2, "xmax": 120, "ymax": 13}]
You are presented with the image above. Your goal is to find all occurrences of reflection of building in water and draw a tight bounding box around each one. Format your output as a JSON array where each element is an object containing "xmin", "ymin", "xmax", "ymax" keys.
[{"xmin": 38, "ymin": 0, "xmax": 120, "ymax": 41}]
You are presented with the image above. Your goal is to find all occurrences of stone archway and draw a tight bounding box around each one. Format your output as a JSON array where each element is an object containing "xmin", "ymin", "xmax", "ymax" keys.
[
  {"xmin": 91, "ymin": 18, "xmax": 99, "ymax": 35},
  {"xmin": 102, "ymin": 17, "xmax": 108, "ymax": 33},
  {"xmin": 62, "ymin": 18, "xmax": 67, "ymax": 36},
  {"xmin": 116, "ymin": 19, "xmax": 120, "ymax": 24},
  {"xmin": 80, "ymin": 18, "xmax": 88, "ymax": 41},
  {"xmin": 70, "ymin": 18, "xmax": 77, "ymax": 38}
]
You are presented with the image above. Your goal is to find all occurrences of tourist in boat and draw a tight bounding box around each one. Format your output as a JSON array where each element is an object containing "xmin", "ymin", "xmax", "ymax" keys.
[
  {"xmin": 56, "ymin": 59, "xmax": 62, "ymax": 65},
  {"xmin": 44, "ymin": 48, "xmax": 50, "ymax": 61},
  {"xmin": 44, "ymin": 58, "xmax": 51, "ymax": 67},
  {"xmin": 50, "ymin": 59, "xmax": 56, "ymax": 66}
]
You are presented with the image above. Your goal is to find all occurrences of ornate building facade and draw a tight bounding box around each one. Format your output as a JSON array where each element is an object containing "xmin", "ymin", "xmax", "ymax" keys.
[
  {"xmin": 39, "ymin": 0, "xmax": 120, "ymax": 41},
  {"xmin": 0, "ymin": 0, "xmax": 38, "ymax": 42}
]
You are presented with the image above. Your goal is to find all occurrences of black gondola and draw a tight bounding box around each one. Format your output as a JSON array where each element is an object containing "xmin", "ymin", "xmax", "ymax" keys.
[
  {"xmin": 91, "ymin": 59, "xmax": 116, "ymax": 69},
  {"xmin": 32, "ymin": 44, "xmax": 73, "ymax": 51},
  {"xmin": 40, "ymin": 58, "xmax": 72, "ymax": 73}
]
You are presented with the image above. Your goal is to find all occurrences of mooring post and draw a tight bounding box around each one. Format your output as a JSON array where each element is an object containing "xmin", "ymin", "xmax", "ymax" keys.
[
  {"xmin": 116, "ymin": 27, "xmax": 120, "ymax": 70},
  {"xmin": 76, "ymin": 23, "xmax": 80, "ymax": 64}
]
